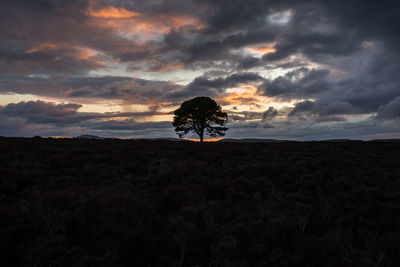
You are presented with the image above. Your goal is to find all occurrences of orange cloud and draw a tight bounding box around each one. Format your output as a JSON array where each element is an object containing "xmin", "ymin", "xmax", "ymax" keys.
[
  {"xmin": 27, "ymin": 43, "xmax": 97, "ymax": 58},
  {"xmin": 148, "ymin": 63, "xmax": 183, "ymax": 72},
  {"xmin": 246, "ymin": 43, "xmax": 276, "ymax": 54},
  {"xmin": 75, "ymin": 47, "xmax": 97, "ymax": 60},
  {"xmin": 25, "ymin": 42, "xmax": 105, "ymax": 66},
  {"xmin": 220, "ymin": 86, "xmax": 260, "ymax": 105},
  {"xmin": 102, "ymin": 15, "xmax": 203, "ymax": 38},
  {"xmin": 87, "ymin": 5, "xmax": 203, "ymax": 39},
  {"xmin": 87, "ymin": 6, "xmax": 139, "ymax": 18},
  {"xmin": 166, "ymin": 15, "xmax": 203, "ymax": 30},
  {"xmin": 74, "ymin": 47, "xmax": 105, "ymax": 67},
  {"xmin": 26, "ymin": 43, "xmax": 57, "ymax": 53}
]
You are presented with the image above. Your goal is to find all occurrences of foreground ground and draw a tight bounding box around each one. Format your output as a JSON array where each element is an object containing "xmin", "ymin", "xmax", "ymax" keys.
[{"xmin": 0, "ymin": 138, "xmax": 399, "ymax": 266}]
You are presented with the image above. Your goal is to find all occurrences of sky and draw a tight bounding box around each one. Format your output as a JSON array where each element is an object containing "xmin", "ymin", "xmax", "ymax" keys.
[{"xmin": 0, "ymin": 0, "xmax": 399, "ymax": 140}]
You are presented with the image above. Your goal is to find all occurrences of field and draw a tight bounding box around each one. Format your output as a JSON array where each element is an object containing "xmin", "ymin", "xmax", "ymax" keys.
[{"xmin": 0, "ymin": 137, "xmax": 399, "ymax": 266}]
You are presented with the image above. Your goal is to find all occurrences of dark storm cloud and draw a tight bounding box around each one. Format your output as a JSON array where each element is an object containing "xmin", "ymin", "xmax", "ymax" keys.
[
  {"xmin": 195, "ymin": 0, "xmax": 400, "ymax": 61},
  {"xmin": 262, "ymin": 107, "xmax": 278, "ymax": 120},
  {"xmin": 282, "ymin": 46, "xmax": 400, "ymax": 119},
  {"xmin": 179, "ymin": 29, "xmax": 276, "ymax": 64},
  {"xmin": 168, "ymin": 72, "xmax": 264, "ymax": 99},
  {"xmin": 1, "ymin": 0, "xmax": 398, "ymax": 73},
  {"xmin": 0, "ymin": 75, "xmax": 181, "ymax": 104},
  {"xmin": 320, "ymin": 1, "xmax": 400, "ymax": 48},
  {"xmin": 1, "ymin": 0, "xmax": 399, "ymax": 72},
  {"xmin": 229, "ymin": 121, "xmax": 274, "ymax": 129},
  {"xmin": 0, "ymin": 0, "xmax": 95, "ymax": 49},
  {"xmin": 327, "ymin": 48, "xmax": 400, "ymax": 113},
  {"xmin": 0, "ymin": 100, "xmax": 173, "ymax": 137},
  {"xmin": 0, "ymin": 0, "xmax": 400, "ymax": 139},
  {"xmin": 259, "ymin": 68, "xmax": 331, "ymax": 99},
  {"xmin": 318, "ymin": 102, "xmax": 361, "ymax": 117},
  {"xmin": 289, "ymin": 100, "xmax": 362, "ymax": 122},
  {"xmin": 260, "ymin": 6, "xmax": 365, "ymax": 62},
  {"xmin": 376, "ymin": 96, "xmax": 400, "ymax": 120},
  {"xmin": 0, "ymin": 100, "xmax": 167, "ymax": 125},
  {"xmin": 260, "ymin": 44, "xmax": 400, "ymax": 118},
  {"xmin": 63, "ymin": 76, "xmax": 181, "ymax": 104},
  {"xmin": 0, "ymin": 75, "xmax": 59, "ymax": 97},
  {"xmin": 0, "ymin": 0, "xmax": 162, "ymax": 74},
  {"xmin": 89, "ymin": 119, "xmax": 172, "ymax": 131},
  {"xmin": 226, "ymin": 118, "xmax": 400, "ymax": 140},
  {"xmin": 237, "ymin": 56, "xmax": 262, "ymax": 70},
  {"xmin": 289, "ymin": 100, "xmax": 315, "ymax": 115},
  {"xmin": 0, "ymin": 105, "xmax": 28, "ymax": 136},
  {"xmin": 0, "ymin": 42, "xmax": 105, "ymax": 75},
  {"xmin": 1, "ymin": 100, "xmax": 85, "ymax": 124}
]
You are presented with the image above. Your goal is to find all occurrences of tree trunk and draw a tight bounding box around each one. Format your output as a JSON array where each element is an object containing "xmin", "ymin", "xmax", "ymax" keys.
[{"xmin": 199, "ymin": 131, "xmax": 204, "ymax": 143}]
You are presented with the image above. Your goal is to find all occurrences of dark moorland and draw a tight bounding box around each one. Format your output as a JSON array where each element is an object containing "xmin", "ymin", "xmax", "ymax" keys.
[{"xmin": 1, "ymin": 137, "xmax": 400, "ymax": 267}]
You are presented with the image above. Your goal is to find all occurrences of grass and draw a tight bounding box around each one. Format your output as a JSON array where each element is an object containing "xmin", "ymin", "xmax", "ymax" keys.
[{"xmin": 0, "ymin": 137, "xmax": 399, "ymax": 266}]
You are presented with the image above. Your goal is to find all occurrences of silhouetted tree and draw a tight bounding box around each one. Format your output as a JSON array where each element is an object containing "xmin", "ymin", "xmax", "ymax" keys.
[{"xmin": 172, "ymin": 96, "xmax": 228, "ymax": 142}]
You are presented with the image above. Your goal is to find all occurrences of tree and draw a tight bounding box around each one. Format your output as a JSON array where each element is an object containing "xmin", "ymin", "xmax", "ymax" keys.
[{"xmin": 172, "ymin": 96, "xmax": 228, "ymax": 142}]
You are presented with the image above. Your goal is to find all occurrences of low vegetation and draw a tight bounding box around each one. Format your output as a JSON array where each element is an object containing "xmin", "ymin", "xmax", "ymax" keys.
[{"xmin": 0, "ymin": 137, "xmax": 399, "ymax": 266}]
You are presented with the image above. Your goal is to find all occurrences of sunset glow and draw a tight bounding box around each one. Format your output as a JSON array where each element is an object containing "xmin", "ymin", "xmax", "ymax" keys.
[
  {"xmin": 87, "ymin": 6, "xmax": 139, "ymax": 18},
  {"xmin": 246, "ymin": 44, "xmax": 277, "ymax": 55},
  {"xmin": 184, "ymin": 138, "xmax": 223, "ymax": 142},
  {"xmin": 149, "ymin": 64, "xmax": 184, "ymax": 72},
  {"xmin": 26, "ymin": 43, "xmax": 57, "ymax": 54}
]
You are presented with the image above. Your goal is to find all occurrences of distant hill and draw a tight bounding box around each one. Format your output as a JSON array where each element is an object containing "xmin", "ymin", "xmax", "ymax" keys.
[
  {"xmin": 310, "ymin": 139, "xmax": 400, "ymax": 143},
  {"xmin": 368, "ymin": 139, "xmax": 400, "ymax": 142},
  {"xmin": 219, "ymin": 138, "xmax": 296, "ymax": 143},
  {"xmin": 155, "ymin": 138, "xmax": 189, "ymax": 142},
  {"xmin": 220, "ymin": 138, "xmax": 400, "ymax": 143},
  {"xmin": 135, "ymin": 137, "xmax": 189, "ymax": 142},
  {"xmin": 316, "ymin": 139, "xmax": 362, "ymax": 142},
  {"xmin": 74, "ymin": 134, "xmax": 104, "ymax": 139}
]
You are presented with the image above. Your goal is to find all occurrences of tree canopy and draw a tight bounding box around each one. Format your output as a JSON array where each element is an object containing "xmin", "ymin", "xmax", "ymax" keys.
[{"xmin": 172, "ymin": 96, "xmax": 228, "ymax": 142}]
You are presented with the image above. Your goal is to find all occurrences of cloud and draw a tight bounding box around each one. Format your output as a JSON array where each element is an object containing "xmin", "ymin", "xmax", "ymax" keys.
[
  {"xmin": 0, "ymin": 0, "xmax": 400, "ymax": 139},
  {"xmin": 62, "ymin": 76, "xmax": 181, "ymax": 105},
  {"xmin": 88, "ymin": 119, "xmax": 172, "ymax": 131},
  {"xmin": 169, "ymin": 72, "xmax": 264, "ymax": 99},
  {"xmin": 0, "ymin": 100, "xmax": 169, "ymax": 125},
  {"xmin": 0, "ymin": 100, "xmax": 173, "ymax": 137},
  {"xmin": 1, "ymin": 100, "xmax": 84, "ymax": 124},
  {"xmin": 237, "ymin": 56, "xmax": 262, "ymax": 70},
  {"xmin": 225, "ymin": 117, "xmax": 400, "ymax": 141},
  {"xmin": 289, "ymin": 100, "xmax": 362, "ymax": 122},
  {"xmin": 0, "ymin": 42, "xmax": 105, "ymax": 75},
  {"xmin": 0, "ymin": 0, "xmax": 203, "ymax": 75},
  {"xmin": 1, "ymin": 0, "xmax": 399, "ymax": 74},
  {"xmin": 228, "ymin": 110, "xmax": 266, "ymax": 122},
  {"xmin": 376, "ymin": 96, "xmax": 400, "ymax": 120},
  {"xmin": 0, "ymin": 75, "xmax": 182, "ymax": 105},
  {"xmin": 259, "ymin": 68, "xmax": 331, "ymax": 99},
  {"xmin": 262, "ymin": 107, "xmax": 278, "ymax": 120}
]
